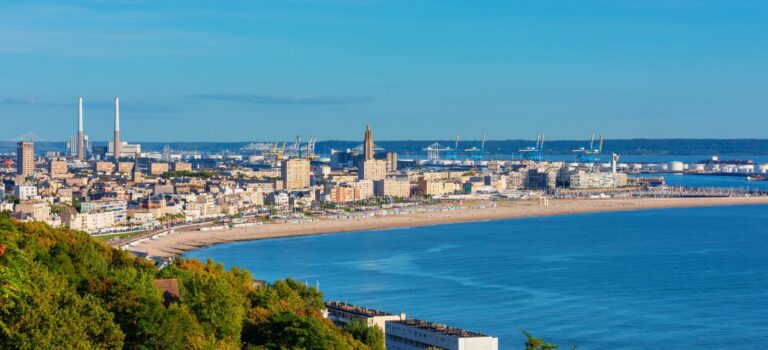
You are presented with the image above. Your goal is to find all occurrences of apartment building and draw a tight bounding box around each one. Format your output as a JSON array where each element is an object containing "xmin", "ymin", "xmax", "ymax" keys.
[
  {"xmin": 374, "ymin": 177, "xmax": 411, "ymax": 198},
  {"xmin": 386, "ymin": 319, "xmax": 498, "ymax": 350}
]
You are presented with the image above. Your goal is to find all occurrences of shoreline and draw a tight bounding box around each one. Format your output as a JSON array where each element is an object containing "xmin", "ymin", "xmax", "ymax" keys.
[{"xmin": 126, "ymin": 197, "xmax": 768, "ymax": 258}]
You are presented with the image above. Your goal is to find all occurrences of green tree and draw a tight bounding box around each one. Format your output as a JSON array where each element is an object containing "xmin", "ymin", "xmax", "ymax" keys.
[
  {"xmin": 523, "ymin": 331, "xmax": 575, "ymax": 350},
  {"xmin": 0, "ymin": 262, "xmax": 124, "ymax": 349},
  {"xmin": 71, "ymin": 197, "xmax": 81, "ymax": 210},
  {"xmin": 343, "ymin": 320, "xmax": 385, "ymax": 350},
  {"xmin": 242, "ymin": 279, "xmax": 368, "ymax": 350},
  {"xmin": 139, "ymin": 304, "xmax": 209, "ymax": 350},
  {"xmin": 158, "ymin": 259, "xmax": 250, "ymax": 348},
  {"xmin": 0, "ymin": 213, "xmax": 378, "ymax": 350}
]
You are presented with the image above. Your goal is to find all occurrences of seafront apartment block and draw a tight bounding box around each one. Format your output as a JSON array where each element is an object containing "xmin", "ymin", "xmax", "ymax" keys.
[
  {"xmin": 324, "ymin": 301, "xmax": 498, "ymax": 350},
  {"xmin": 386, "ymin": 318, "xmax": 499, "ymax": 350},
  {"xmin": 324, "ymin": 300, "xmax": 404, "ymax": 334}
]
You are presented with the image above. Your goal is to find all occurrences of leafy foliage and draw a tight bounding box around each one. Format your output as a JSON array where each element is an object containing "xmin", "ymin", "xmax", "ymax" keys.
[
  {"xmin": 343, "ymin": 320, "xmax": 385, "ymax": 350},
  {"xmin": 0, "ymin": 213, "xmax": 371, "ymax": 349},
  {"xmin": 523, "ymin": 331, "xmax": 577, "ymax": 350},
  {"xmin": 242, "ymin": 279, "xmax": 367, "ymax": 349}
]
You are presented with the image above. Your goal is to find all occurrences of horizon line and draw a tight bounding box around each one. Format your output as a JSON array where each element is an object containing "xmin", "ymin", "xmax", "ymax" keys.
[{"xmin": 3, "ymin": 137, "xmax": 768, "ymax": 143}]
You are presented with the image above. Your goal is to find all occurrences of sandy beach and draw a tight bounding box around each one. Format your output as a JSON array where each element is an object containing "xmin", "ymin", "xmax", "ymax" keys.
[{"xmin": 127, "ymin": 197, "xmax": 768, "ymax": 258}]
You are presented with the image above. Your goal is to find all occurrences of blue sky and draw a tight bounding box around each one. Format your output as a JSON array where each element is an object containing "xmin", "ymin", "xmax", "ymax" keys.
[{"xmin": 1, "ymin": 0, "xmax": 766, "ymax": 142}]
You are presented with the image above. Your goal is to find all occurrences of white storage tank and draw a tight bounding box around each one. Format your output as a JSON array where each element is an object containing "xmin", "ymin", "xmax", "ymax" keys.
[
  {"xmin": 758, "ymin": 164, "xmax": 768, "ymax": 174},
  {"xmin": 691, "ymin": 163, "xmax": 706, "ymax": 172},
  {"xmin": 669, "ymin": 161, "xmax": 685, "ymax": 172}
]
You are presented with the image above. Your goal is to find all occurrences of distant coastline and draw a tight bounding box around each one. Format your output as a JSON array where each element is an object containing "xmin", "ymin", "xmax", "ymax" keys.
[
  {"xmin": 126, "ymin": 197, "xmax": 768, "ymax": 258},
  {"xmin": 4, "ymin": 139, "xmax": 768, "ymax": 156}
]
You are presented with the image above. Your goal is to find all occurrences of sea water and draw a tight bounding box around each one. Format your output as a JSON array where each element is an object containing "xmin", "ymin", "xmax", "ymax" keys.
[{"xmin": 187, "ymin": 205, "xmax": 768, "ymax": 349}]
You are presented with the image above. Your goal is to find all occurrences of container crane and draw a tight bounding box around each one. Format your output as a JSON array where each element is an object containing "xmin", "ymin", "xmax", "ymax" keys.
[
  {"xmin": 573, "ymin": 133, "xmax": 603, "ymax": 163},
  {"xmin": 520, "ymin": 133, "xmax": 545, "ymax": 161}
]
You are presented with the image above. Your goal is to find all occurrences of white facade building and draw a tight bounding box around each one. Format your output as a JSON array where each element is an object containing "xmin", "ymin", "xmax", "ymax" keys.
[
  {"xmin": 324, "ymin": 301, "xmax": 404, "ymax": 335},
  {"xmin": 0, "ymin": 202, "xmax": 13, "ymax": 212},
  {"xmin": 80, "ymin": 200, "xmax": 128, "ymax": 223},
  {"xmin": 13, "ymin": 185, "xmax": 38, "ymax": 200},
  {"xmin": 386, "ymin": 319, "xmax": 498, "ymax": 350},
  {"xmin": 273, "ymin": 192, "xmax": 290, "ymax": 207},
  {"xmin": 62, "ymin": 208, "xmax": 120, "ymax": 233}
]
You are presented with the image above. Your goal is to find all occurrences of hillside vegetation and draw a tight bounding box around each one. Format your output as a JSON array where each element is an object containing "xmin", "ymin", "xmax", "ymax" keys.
[{"xmin": 0, "ymin": 212, "xmax": 375, "ymax": 349}]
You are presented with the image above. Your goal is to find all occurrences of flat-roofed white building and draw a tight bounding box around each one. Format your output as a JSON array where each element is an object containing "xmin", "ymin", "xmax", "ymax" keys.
[
  {"xmin": 568, "ymin": 172, "xmax": 628, "ymax": 189},
  {"xmin": 61, "ymin": 207, "xmax": 120, "ymax": 233},
  {"xmin": 13, "ymin": 185, "xmax": 38, "ymax": 200},
  {"xmin": 386, "ymin": 319, "xmax": 498, "ymax": 350},
  {"xmin": 0, "ymin": 202, "xmax": 14, "ymax": 212},
  {"xmin": 324, "ymin": 301, "xmax": 404, "ymax": 336},
  {"xmin": 80, "ymin": 200, "xmax": 128, "ymax": 223}
]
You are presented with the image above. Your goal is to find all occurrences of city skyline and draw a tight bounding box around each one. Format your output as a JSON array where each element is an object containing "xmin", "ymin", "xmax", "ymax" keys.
[
  {"xmin": 3, "ymin": 3, "xmax": 768, "ymax": 350},
  {"xmin": 2, "ymin": 1, "xmax": 768, "ymax": 141}
]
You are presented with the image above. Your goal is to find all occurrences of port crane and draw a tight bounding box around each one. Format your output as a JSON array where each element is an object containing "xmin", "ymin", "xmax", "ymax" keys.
[
  {"xmin": 264, "ymin": 142, "xmax": 287, "ymax": 162},
  {"xmin": 301, "ymin": 135, "xmax": 318, "ymax": 160},
  {"xmin": 423, "ymin": 143, "xmax": 450, "ymax": 162},
  {"xmin": 451, "ymin": 134, "xmax": 461, "ymax": 160},
  {"xmin": 573, "ymin": 133, "xmax": 603, "ymax": 163},
  {"xmin": 519, "ymin": 133, "xmax": 545, "ymax": 161}
]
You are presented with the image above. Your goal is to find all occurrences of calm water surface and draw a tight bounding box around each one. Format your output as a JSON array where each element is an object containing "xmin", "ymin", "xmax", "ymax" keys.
[
  {"xmin": 187, "ymin": 205, "xmax": 768, "ymax": 349},
  {"xmin": 631, "ymin": 173, "xmax": 768, "ymax": 191}
]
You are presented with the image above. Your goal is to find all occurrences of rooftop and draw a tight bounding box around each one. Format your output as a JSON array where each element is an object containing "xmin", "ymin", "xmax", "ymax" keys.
[
  {"xmin": 153, "ymin": 279, "xmax": 180, "ymax": 305},
  {"xmin": 324, "ymin": 300, "xmax": 394, "ymax": 318},
  {"xmin": 395, "ymin": 318, "xmax": 489, "ymax": 338}
]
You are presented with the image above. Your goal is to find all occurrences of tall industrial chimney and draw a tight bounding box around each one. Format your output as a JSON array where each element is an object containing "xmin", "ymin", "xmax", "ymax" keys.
[
  {"xmin": 114, "ymin": 97, "xmax": 121, "ymax": 162},
  {"xmin": 77, "ymin": 96, "xmax": 84, "ymax": 161}
]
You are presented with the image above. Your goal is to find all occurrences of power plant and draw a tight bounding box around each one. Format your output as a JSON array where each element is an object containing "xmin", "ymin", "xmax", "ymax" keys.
[
  {"xmin": 67, "ymin": 96, "xmax": 91, "ymax": 160},
  {"xmin": 65, "ymin": 96, "xmax": 138, "ymax": 161},
  {"xmin": 114, "ymin": 97, "xmax": 121, "ymax": 162},
  {"xmin": 77, "ymin": 96, "xmax": 84, "ymax": 161}
]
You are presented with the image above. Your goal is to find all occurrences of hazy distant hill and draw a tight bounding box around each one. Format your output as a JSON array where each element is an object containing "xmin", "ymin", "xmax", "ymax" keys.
[{"xmin": 1, "ymin": 139, "xmax": 767, "ymax": 156}]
